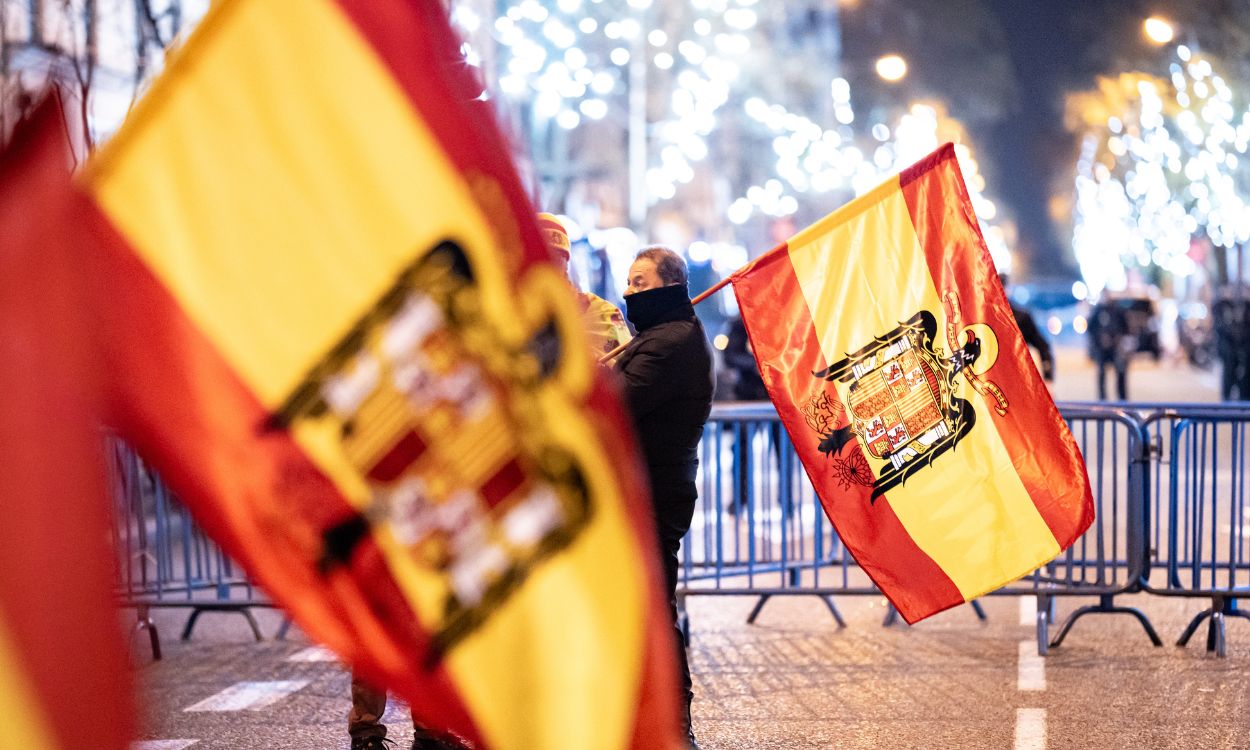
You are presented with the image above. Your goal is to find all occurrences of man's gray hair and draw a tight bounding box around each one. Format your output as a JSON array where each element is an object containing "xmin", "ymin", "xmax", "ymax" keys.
[{"xmin": 635, "ymin": 245, "xmax": 688, "ymax": 286}]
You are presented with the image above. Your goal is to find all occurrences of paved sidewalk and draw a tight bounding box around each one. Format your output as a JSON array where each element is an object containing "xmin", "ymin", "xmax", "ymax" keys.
[
  {"xmin": 128, "ymin": 347, "xmax": 1244, "ymax": 749},
  {"xmin": 130, "ymin": 590, "xmax": 1249, "ymax": 750}
]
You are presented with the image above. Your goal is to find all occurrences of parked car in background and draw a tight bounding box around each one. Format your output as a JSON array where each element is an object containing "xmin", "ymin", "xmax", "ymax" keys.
[{"xmin": 1005, "ymin": 280, "xmax": 1084, "ymax": 345}]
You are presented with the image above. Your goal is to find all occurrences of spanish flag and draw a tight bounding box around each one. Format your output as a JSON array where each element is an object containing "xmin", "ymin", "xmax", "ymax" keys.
[
  {"xmin": 0, "ymin": 102, "xmax": 132, "ymax": 749},
  {"xmin": 731, "ymin": 144, "xmax": 1095, "ymax": 623},
  {"xmin": 26, "ymin": 0, "xmax": 677, "ymax": 747}
]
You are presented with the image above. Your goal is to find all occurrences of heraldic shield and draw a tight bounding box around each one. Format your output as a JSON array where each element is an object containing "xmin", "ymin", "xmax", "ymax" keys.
[{"xmin": 811, "ymin": 296, "xmax": 1006, "ymax": 502}]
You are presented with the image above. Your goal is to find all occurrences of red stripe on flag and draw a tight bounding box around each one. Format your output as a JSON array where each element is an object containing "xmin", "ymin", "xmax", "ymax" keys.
[
  {"xmin": 73, "ymin": 190, "xmax": 487, "ymax": 746},
  {"xmin": 901, "ymin": 145, "xmax": 1094, "ymax": 547},
  {"xmin": 367, "ymin": 430, "xmax": 428, "ymax": 483},
  {"xmin": 0, "ymin": 101, "xmax": 133, "ymax": 750},
  {"xmin": 479, "ymin": 457, "xmax": 526, "ymax": 509},
  {"xmin": 731, "ymin": 249, "xmax": 965, "ymax": 620}
]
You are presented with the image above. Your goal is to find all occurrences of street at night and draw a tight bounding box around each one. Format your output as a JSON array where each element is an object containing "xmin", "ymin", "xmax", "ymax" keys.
[{"xmin": 2, "ymin": 1, "xmax": 1248, "ymax": 750}]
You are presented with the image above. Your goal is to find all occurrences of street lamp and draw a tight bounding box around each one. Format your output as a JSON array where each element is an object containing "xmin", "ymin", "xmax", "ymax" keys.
[
  {"xmin": 1143, "ymin": 16, "xmax": 1175, "ymax": 45},
  {"xmin": 874, "ymin": 54, "xmax": 907, "ymax": 83}
]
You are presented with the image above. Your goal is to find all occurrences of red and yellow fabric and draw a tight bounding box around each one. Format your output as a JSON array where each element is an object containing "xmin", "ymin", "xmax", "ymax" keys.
[
  {"xmin": 580, "ymin": 292, "xmax": 632, "ymax": 359},
  {"xmin": 0, "ymin": 102, "xmax": 133, "ymax": 749},
  {"xmin": 55, "ymin": 0, "xmax": 679, "ymax": 747},
  {"xmin": 730, "ymin": 144, "xmax": 1094, "ymax": 622},
  {"xmin": 537, "ymin": 212, "xmax": 573, "ymax": 256}
]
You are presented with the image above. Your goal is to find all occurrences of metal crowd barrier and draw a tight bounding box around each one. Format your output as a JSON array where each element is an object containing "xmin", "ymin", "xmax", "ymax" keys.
[
  {"xmin": 1141, "ymin": 404, "xmax": 1250, "ymax": 656},
  {"xmin": 107, "ymin": 401, "xmax": 1250, "ymax": 659},
  {"xmin": 682, "ymin": 402, "xmax": 1156, "ymax": 655},
  {"xmin": 107, "ymin": 439, "xmax": 272, "ymax": 659},
  {"xmin": 1020, "ymin": 403, "xmax": 1156, "ymax": 655},
  {"xmin": 685, "ymin": 403, "xmax": 847, "ymax": 628}
]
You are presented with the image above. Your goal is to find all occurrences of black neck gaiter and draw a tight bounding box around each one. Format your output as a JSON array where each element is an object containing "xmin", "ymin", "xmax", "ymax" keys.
[{"xmin": 624, "ymin": 284, "xmax": 694, "ymax": 332}]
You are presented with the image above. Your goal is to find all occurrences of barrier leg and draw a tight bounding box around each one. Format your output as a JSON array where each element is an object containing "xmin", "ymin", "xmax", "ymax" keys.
[
  {"xmin": 240, "ymin": 608, "xmax": 264, "ymax": 642},
  {"xmin": 181, "ymin": 605, "xmax": 264, "ymax": 642},
  {"xmin": 276, "ymin": 616, "xmax": 293, "ymax": 641},
  {"xmin": 1049, "ymin": 594, "xmax": 1162, "ymax": 650},
  {"xmin": 1036, "ymin": 595, "xmax": 1054, "ymax": 657},
  {"xmin": 883, "ymin": 601, "xmax": 981, "ymax": 628},
  {"xmin": 133, "ymin": 605, "xmax": 161, "ymax": 661},
  {"xmin": 746, "ymin": 594, "xmax": 771, "ymax": 625},
  {"xmin": 882, "ymin": 604, "xmax": 900, "ymax": 628},
  {"xmin": 180, "ymin": 608, "xmax": 203, "ymax": 641},
  {"xmin": 821, "ymin": 596, "xmax": 847, "ymax": 628},
  {"xmin": 1207, "ymin": 609, "xmax": 1226, "ymax": 658},
  {"xmin": 1178, "ymin": 596, "xmax": 1234, "ymax": 657},
  {"xmin": 677, "ymin": 592, "xmax": 690, "ymax": 647},
  {"xmin": 1177, "ymin": 596, "xmax": 1244, "ymax": 657},
  {"xmin": 1176, "ymin": 610, "xmax": 1211, "ymax": 648}
]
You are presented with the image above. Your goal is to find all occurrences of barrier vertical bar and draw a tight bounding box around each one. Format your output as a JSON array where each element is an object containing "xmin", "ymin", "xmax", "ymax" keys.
[{"xmin": 1236, "ymin": 423, "xmax": 1247, "ymax": 590}]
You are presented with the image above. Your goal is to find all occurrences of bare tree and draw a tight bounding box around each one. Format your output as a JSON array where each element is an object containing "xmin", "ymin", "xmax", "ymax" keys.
[{"xmin": 1, "ymin": 0, "xmax": 189, "ymax": 153}]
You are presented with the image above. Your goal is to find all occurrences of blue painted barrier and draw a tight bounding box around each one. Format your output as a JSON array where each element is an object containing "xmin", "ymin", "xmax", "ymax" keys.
[
  {"xmin": 1141, "ymin": 405, "xmax": 1250, "ymax": 656},
  {"xmin": 108, "ymin": 401, "xmax": 1250, "ymax": 659}
]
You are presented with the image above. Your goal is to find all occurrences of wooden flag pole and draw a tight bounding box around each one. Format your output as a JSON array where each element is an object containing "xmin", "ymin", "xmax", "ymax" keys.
[
  {"xmin": 689, "ymin": 275, "xmax": 734, "ymax": 307},
  {"xmin": 596, "ymin": 275, "xmax": 734, "ymax": 364}
]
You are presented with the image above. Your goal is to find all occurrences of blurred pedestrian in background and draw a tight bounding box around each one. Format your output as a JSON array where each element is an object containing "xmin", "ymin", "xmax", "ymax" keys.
[
  {"xmin": 723, "ymin": 316, "xmax": 768, "ymax": 402},
  {"xmin": 538, "ymin": 212, "xmax": 632, "ymax": 360},
  {"xmin": 1213, "ymin": 290, "xmax": 1250, "ymax": 401},
  {"xmin": 1088, "ymin": 296, "xmax": 1132, "ymax": 401}
]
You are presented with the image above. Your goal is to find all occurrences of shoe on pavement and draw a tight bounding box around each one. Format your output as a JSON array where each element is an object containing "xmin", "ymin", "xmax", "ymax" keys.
[
  {"xmin": 350, "ymin": 737, "xmax": 395, "ymax": 750},
  {"xmin": 411, "ymin": 726, "xmax": 472, "ymax": 750}
]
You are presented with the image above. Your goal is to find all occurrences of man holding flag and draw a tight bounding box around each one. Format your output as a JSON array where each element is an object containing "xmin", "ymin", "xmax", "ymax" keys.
[{"xmin": 615, "ymin": 246, "xmax": 714, "ymax": 750}]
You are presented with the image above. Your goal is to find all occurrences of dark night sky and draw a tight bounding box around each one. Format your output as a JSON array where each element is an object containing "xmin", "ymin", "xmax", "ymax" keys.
[{"xmin": 982, "ymin": 0, "xmax": 1120, "ymax": 282}]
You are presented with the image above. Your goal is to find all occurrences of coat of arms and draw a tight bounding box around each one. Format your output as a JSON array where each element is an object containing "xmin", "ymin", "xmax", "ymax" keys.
[
  {"xmin": 269, "ymin": 240, "xmax": 590, "ymax": 664},
  {"xmin": 805, "ymin": 293, "xmax": 1008, "ymax": 501}
]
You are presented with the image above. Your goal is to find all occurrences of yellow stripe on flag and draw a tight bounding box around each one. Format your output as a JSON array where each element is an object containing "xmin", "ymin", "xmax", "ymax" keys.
[
  {"xmin": 86, "ymin": 0, "xmax": 503, "ymax": 413},
  {"xmin": 787, "ymin": 181, "xmax": 1059, "ymax": 598},
  {"xmin": 0, "ymin": 614, "xmax": 56, "ymax": 749},
  {"xmin": 83, "ymin": 2, "xmax": 646, "ymax": 748}
]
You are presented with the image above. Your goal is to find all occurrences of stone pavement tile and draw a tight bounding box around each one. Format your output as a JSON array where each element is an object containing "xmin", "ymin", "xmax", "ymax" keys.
[
  {"xmin": 1047, "ymin": 721, "xmax": 1250, "ymax": 750},
  {"xmin": 688, "ymin": 596, "xmax": 1025, "ymax": 748},
  {"xmin": 697, "ymin": 719, "xmax": 1015, "ymax": 750}
]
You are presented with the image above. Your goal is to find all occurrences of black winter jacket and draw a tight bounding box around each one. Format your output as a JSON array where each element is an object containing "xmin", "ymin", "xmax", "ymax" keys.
[{"xmin": 615, "ymin": 285, "xmax": 715, "ymax": 490}]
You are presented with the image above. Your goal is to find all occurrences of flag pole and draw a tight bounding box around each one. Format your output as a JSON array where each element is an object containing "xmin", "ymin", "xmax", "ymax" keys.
[
  {"xmin": 596, "ymin": 275, "xmax": 734, "ymax": 364},
  {"xmin": 690, "ymin": 275, "xmax": 733, "ymax": 306}
]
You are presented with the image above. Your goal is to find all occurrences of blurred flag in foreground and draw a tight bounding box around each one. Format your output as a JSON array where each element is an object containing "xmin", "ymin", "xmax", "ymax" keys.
[
  {"xmin": 0, "ymin": 103, "xmax": 132, "ymax": 749},
  {"xmin": 730, "ymin": 144, "xmax": 1095, "ymax": 623},
  {"xmin": 22, "ymin": 0, "xmax": 677, "ymax": 747}
]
